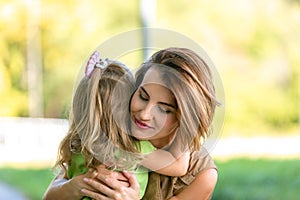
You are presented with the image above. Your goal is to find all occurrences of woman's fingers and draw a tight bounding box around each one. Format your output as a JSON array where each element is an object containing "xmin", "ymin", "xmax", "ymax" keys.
[
  {"xmin": 122, "ymin": 170, "xmax": 140, "ymax": 192},
  {"xmin": 83, "ymin": 177, "xmax": 115, "ymax": 197},
  {"xmin": 98, "ymin": 174, "xmax": 126, "ymax": 190},
  {"xmin": 83, "ymin": 177, "xmax": 129, "ymax": 200},
  {"xmin": 81, "ymin": 188, "xmax": 112, "ymax": 200},
  {"xmin": 82, "ymin": 170, "xmax": 140, "ymax": 200},
  {"xmin": 95, "ymin": 165, "xmax": 128, "ymax": 182},
  {"xmin": 68, "ymin": 170, "xmax": 99, "ymax": 195}
]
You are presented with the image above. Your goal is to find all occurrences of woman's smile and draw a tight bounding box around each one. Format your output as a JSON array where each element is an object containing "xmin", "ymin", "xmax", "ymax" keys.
[{"xmin": 134, "ymin": 117, "xmax": 153, "ymax": 130}]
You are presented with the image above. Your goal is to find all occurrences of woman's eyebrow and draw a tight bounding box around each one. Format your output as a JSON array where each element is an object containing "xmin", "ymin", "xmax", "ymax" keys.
[
  {"xmin": 159, "ymin": 102, "xmax": 176, "ymax": 109},
  {"xmin": 140, "ymin": 86, "xmax": 149, "ymax": 97},
  {"xmin": 140, "ymin": 86, "xmax": 176, "ymax": 109}
]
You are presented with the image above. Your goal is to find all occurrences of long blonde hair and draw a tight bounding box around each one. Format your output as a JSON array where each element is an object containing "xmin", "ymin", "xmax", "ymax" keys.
[
  {"xmin": 136, "ymin": 47, "xmax": 220, "ymax": 151},
  {"xmin": 56, "ymin": 62, "xmax": 139, "ymax": 172}
]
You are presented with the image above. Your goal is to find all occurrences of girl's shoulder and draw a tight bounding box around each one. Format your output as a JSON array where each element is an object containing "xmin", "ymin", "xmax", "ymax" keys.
[{"xmin": 137, "ymin": 140, "xmax": 157, "ymax": 154}]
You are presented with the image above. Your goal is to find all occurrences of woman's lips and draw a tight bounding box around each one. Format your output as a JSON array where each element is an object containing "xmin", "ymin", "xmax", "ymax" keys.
[{"xmin": 135, "ymin": 118, "xmax": 152, "ymax": 130}]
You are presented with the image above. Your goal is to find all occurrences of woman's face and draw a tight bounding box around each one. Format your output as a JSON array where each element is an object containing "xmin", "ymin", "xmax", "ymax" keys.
[{"xmin": 130, "ymin": 68, "xmax": 179, "ymax": 148}]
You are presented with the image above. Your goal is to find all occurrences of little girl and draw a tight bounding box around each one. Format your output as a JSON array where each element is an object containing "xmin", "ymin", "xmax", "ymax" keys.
[{"xmin": 54, "ymin": 51, "xmax": 189, "ymax": 199}]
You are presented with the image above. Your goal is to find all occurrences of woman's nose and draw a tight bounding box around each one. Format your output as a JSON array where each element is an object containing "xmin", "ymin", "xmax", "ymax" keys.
[{"xmin": 139, "ymin": 104, "xmax": 153, "ymax": 121}]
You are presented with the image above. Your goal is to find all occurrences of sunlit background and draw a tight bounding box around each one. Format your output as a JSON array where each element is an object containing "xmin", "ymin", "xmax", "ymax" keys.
[{"xmin": 0, "ymin": 0, "xmax": 299, "ymax": 199}]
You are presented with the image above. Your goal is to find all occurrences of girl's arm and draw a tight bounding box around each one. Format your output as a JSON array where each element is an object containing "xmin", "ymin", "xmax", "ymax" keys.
[
  {"xmin": 141, "ymin": 135, "xmax": 190, "ymax": 176},
  {"xmin": 141, "ymin": 149, "xmax": 189, "ymax": 176}
]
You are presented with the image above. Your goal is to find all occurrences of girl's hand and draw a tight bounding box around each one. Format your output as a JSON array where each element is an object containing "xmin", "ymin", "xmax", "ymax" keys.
[{"xmin": 82, "ymin": 170, "xmax": 140, "ymax": 200}]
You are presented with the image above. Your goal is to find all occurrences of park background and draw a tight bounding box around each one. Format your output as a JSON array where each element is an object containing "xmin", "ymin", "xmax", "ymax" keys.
[{"xmin": 0, "ymin": 0, "xmax": 299, "ymax": 199}]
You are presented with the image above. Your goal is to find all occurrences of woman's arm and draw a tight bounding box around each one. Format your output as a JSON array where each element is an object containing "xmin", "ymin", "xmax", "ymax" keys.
[
  {"xmin": 43, "ymin": 166, "xmax": 139, "ymax": 200},
  {"xmin": 82, "ymin": 170, "xmax": 140, "ymax": 200},
  {"xmin": 168, "ymin": 168, "xmax": 218, "ymax": 200},
  {"xmin": 83, "ymin": 168, "xmax": 218, "ymax": 200},
  {"xmin": 81, "ymin": 166, "xmax": 217, "ymax": 200},
  {"xmin": 42, "ymin": 169, "xmax": 96, "ymax": 200}
]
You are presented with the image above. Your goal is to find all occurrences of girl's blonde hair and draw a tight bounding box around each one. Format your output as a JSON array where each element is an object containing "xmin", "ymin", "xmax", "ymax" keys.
[
  {"xmin": 56, "ymin": 62, "xmax": 139, "ymax": 172},
  {"xmin": 136, "ymin": 47, "xmax": 220, "ymax": 151}
]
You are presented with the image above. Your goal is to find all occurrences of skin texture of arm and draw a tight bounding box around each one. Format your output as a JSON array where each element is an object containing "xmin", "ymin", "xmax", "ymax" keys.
[
  {"xmin": 82, "ymin": 170, "xmax": 140, "ymax": 200},
  {"xmin": 42, "ymin": 167, "xmax": 129, "ymax": 200},
  {"xmin": 141, "ymin": 134, "xmax": 190, "ymax": 176},
  {"xmin": 83, "ymin": 167, "xmax": 217, "ymax": 200},
  {"xmin": 42, "ymin": 169, "xmax": 96, "ymax": 200},
  {"xmin": 141, "ymin": 149, "xmax": 189, "ymax": 176},
  {"xmin": 43, "ymin": 164, "xmax": 217, "ymax": 200},
  {"xmin": 167, "ymin": 168, "xmax": 218, "ymax": 200}
]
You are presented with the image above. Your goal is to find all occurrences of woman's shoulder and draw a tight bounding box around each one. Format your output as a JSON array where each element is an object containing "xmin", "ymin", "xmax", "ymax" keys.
[{"xmin": 188, "ymin": 147, "xmax": 217, "ymax": 175}]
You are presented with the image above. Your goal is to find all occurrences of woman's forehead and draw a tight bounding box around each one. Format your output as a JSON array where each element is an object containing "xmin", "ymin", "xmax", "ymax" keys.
[
  {"xmin": 141, "ymin": 68, "xmax": 177, "ymax": 103},
  {"xmin": 142, "ymin": 67, "xmax": 163, "ymax": 85}
]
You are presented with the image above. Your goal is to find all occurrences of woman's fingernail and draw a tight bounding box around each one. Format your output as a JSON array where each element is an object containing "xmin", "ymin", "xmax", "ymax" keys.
[{"xmin": 83, "ymin": 178, "xmax": 89, "ymax": 182}]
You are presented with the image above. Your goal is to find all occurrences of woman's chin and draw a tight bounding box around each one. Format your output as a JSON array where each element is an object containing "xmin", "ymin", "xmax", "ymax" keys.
[
  {"xmin": 132, "ymin": 132, "xmax": 152, "ymax": 141},
  {"xmin": 133, "ymin": 135, "xmax": 149, "ymax": 140}
]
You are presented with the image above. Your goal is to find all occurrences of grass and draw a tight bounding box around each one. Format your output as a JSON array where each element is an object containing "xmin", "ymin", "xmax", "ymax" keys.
[
  {"xmin": 0, "ymin": 158, "xmax": 299, "ymax": 200},
  {"xmin": 212, "ymin": 158, "xmax": 300, "ymax": 200},
  {"xmin": 0, "ymin": 167, "xmax": 54, "ymax": 200}
]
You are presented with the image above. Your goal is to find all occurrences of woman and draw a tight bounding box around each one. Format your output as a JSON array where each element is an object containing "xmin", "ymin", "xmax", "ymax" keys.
[{"xmin": 43, "ymin": 47, "xmax": 219, "ymax": 200}]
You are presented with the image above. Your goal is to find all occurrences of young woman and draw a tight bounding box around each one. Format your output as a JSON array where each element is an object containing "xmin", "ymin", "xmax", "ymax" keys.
[{"xmin": 43, "ymin": 47, "xmax": 219, "ymax": 200}]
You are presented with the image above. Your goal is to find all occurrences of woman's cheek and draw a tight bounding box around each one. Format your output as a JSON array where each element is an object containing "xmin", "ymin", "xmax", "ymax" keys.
[{"xmin": 130, "ymin": 94, "xmax": 138, "ymax": 112}]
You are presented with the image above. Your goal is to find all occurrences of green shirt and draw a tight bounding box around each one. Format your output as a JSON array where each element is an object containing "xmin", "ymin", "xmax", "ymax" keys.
[{"xmin": 67, "ymin": 140, "xmax": 156, "ymax": 199}]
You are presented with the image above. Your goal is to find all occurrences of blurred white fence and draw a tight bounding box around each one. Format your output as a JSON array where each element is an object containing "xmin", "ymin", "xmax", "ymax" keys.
[
  {"xmin": 0, "ymin": 117, "xmax": 68, "ymax": 166},
  {"xmin": 0, "ymin": 117, "xmax": 299, "ymax": 167},
  {"xmin": 211, "ymin": 135, "xmax": 300, "ymax": 160}
]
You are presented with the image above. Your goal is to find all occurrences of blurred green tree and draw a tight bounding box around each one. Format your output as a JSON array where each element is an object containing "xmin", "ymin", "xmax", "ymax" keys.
[
  {"xmin": 0, "ymin": 0, "xmax": 299, "ymax": 135},
  {"xmin": 157, "ymin": 0, "xmax": 299, "ymax": 134}
]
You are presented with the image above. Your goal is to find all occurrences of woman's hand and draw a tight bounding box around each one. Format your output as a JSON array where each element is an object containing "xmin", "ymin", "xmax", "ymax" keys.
[
  {"xmin": 43, "ymin": 168, "xmax": 99, "ymax": 200},
  {"xmin": 82, "ymin": 169, "xmax": 140, "ymax": 200},
  {"xmin": 68, "ymin": 169, "xmax": 99, "ymax": 195}
]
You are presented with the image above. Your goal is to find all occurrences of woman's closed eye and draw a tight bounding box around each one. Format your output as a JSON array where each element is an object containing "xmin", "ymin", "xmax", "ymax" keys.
[
  {"xmin": 139, "ymin": 90, "xmax": 148, "ymax": 101},
  {"xmin": 157, "ymin": 105, "xmax": 172, "ymax": 114},
  {"xmin": 157, "ymin": 104, "xmax": 176, "ymax": 114}
]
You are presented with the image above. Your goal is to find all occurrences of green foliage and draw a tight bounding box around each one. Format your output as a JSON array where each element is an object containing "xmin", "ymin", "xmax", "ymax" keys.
[
  {"xmin": 0, "ymin": 0, "xmax": 140, "ymax": 118},
  {"xmin": 0, "ymin": 0, "xmax": 299, "ymax": 134},
  {"xmin": 0, "ymin": 2, "xmax": 28, "ymax": 116},
  {"xmin": 0, "ymin": 168, "xmax": 54, "ymax": 200},
  {"xmin": 1, "ymin": 158, "xmax": 299, "ymax": 199},
  {"xmin": 213, "ymin": 158, "xmax": 300, "ymax": 200},
  {"xmin": 178, "ymin": 0, "xmax": 300, "ymax": 133}
]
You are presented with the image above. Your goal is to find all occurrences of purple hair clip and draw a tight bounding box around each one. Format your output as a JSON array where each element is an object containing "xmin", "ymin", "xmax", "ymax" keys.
[{"xmin": 85, "ymin": 51, "xmax": 109, "ymax": 78}]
